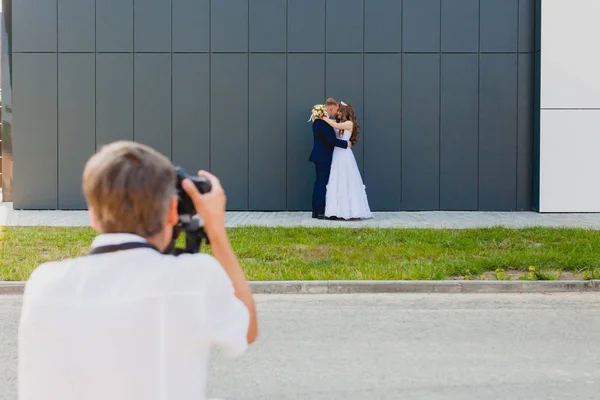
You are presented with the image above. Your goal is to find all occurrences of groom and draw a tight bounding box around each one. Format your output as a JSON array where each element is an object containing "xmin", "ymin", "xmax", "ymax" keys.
[{"xmin": 309, "ymin": 98, "xmax": 351, "ymax": 219}]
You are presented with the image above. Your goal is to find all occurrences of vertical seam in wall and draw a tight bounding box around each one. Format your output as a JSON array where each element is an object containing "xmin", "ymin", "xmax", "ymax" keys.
[
  {"xmin": 94, "ymin": 0, "xmax": 97, "ymax": 152},
  {"xmin": 285, "ymin": 0, "xmax": 288, "ymax": 210},
  {"xmin": 400, "ymin": 0, "xmax": 404, "ymax": 210},
  {"xmin": 438, "ymin": 0, "xmax": 442, "ymax": 210},
  {"xmin": 362, "ymin": 0, "xmax": 365, "ymax": 180},
  {"xmin": 324, "ymin": 0, "xmax": 327, "ymax": 100},
  {"xmin": 56, "ymin": 0, "xmax": 59, "ymax": 208},
  {"xmin": 477, "ymin": 0, "xmax": 481, "ymax": 210},
  {"xmin": 247, "ymin": 0, "xmax": 250, "ymax": 209},
  {"xmin": 170, "ymin": 0, "xmax": 173, "ymax": 161},
  {"xmin": 362, "ymin": 0, "xmax": 367, "ymax": 179},
  {"xmin": 209, "ymin": 0, "xmax": 212, "ymax": 171},
  {"xmin": 515, "ymin": 0, "xmax": 520, "ymax": 210},
  {"xmin": 132, "ymin": 0, "xmax": 136, "ymax": 142}
]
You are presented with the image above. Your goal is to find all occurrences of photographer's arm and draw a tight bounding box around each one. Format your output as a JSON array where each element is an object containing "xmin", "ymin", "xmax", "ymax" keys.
[
  {"xmin": 206, "ymin": 225, "xmax": 258, "ymax": 345},
  {"xmin": 182, "ymin": 173, "xmax": 258, "ymax": 345}
]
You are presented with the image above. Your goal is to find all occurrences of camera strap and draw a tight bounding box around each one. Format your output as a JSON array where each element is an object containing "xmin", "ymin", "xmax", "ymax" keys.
[{"xmin": 88, "ymin": 242, "xmax": 160, "ymax": 256}]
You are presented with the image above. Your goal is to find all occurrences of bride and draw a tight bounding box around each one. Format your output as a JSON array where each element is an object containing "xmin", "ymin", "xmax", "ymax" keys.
[{"xmin": 317, "ymin": 102, "xmax": 373, "ymax": 220}]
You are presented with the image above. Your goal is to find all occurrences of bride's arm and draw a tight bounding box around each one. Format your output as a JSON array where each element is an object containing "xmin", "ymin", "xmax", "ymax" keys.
[{"xmin": 320, "ymin": 118, "xmax": 353, "ymax": 131}]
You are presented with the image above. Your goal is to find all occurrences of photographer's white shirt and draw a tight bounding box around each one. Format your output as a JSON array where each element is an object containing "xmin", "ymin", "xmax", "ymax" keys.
[{"xmin": 18, "ymin": 233, "xmax": 250, "ymax": 400}]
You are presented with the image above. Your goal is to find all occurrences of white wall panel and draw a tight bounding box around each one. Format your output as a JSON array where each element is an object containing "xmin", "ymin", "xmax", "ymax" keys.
[
  {"xmin": 539, "ymin": 110, "xmax": 600, "ymax": 212},
  {"xmin": 540, "ymin": 0, "xmax": 600, "ymax": 109}
]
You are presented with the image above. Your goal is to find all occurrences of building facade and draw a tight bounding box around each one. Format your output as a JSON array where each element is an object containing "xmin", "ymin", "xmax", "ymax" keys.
[{"xmin": 3, "ymin": 0, "xmax": 542, "ymax": 211}]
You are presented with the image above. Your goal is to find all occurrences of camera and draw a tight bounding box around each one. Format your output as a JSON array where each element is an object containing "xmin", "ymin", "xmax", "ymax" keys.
[
  {"xmin": 165, "ymin": 167, "xmax": 212, "ymax": 255},
  {"xmin": 176, "ymin": 167, "xmax": 212, "ymax": 215}
]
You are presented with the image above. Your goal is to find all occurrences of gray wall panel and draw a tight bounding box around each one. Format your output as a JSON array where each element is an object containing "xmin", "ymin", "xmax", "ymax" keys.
[
  {"xmin": 211, "ymin": 54, "xmax": 249, "ymax": 210},
  {"xmin": 533, "ymin": 49, "xmax": 540, "ymax": 210},
  {"xmin": 97, "ymin": 0, "xmax": 133, "ymax": 52},
  {"xmin": 480, "ymin": 0, "xmax": 518, "ymax": 53},
  {"xmin": 326, "ymin": 54, "xmax": 364, "ymax": 171},
  {"xmin": 96, "ymin": 54, "xmax": 134, "ymax": 146},
  {"xmin": 249, "ymin": 54, "xmax": 287, "ymax": 210},
  {"xmin": 172, "ymin": 54, "xmax": 210, "ymax": 175},
  {"xmin": 440, "ymin": 54, "xmax": 478, "ymax": 210},
  {"xmin": 403, "ymin": 0, "xmax": 440, "ymax": 52},
  {"xmin": 249, "ymin": 0, "xmax": 286, "ymax": 52},
  {"xmin": 211, "ymin": 0, "xmax": 248, "ymax": 52},
  {"xmin": 58, "ymin": 0, "xmax": 95, "ymax": 52},
  {"xmin": 365, "ymin": 0, "xmax": 402, "ymax": 52},
  {"xmin": 135, "ymin": 0, "xmax": 171, "ymax": 52},
  {"xmin": 534, "ymin": 0, "xmax": 541, "ymax": 52},
  {"xmin": 173, "ymin": 0, "xmax": 209, "ymax": 52},
  {"xmin": 517, "ymin": 54, "xmax": 534, "ymax": 210},
  {"xmin": 364, "ymin": 54, "xmax": 402, "ymax": 211},
  {"xmin": 287, "ymin": 54, "xmax": 324, "ymax": 210},
  {"xmin": 402, "ymin": 54, "xmax": 440, "ymax": 211},
  {"xmin": 58, "ymin": 54, "xmax": 95, "ymax": 210},
  {"xmin": 479, "ymin": 54, "xmax": 518, "ymax": 210},
  {"xmin": 326, "ymin": 0, "xmax": 363, "ymax": 53},
  {"xmin": 441, "ymin": 0, "xmax": 479, "ymax": 52},
  {"xmin": 12, "ymin": 53, "xmax": 58, "ymax": 209},
  {"xmin": 13, "ymin": 0, "xmax": 57, "ymax": 52},
  {"xmin": 134, "ymin": 54, "xmax": 172, "ymax": 158},
  {"xmin": 519, "ymin": 0, "xmax": 536, "ymax": 53},
  {"xmin": 288, "ymin": 0, "xmax": 325, "ymax": 52}
]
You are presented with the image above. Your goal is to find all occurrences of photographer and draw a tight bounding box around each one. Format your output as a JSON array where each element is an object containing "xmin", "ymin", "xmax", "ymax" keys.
[{"xmin": 18, "ymin": 141, "xmax": 257, "ymax": 400}]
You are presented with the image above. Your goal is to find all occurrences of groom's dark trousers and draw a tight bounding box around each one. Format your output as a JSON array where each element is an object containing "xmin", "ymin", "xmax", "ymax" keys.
[
  {"xmin": 309, "ymin": 119, "xmax": 348, "ymax": 216},
  {"xmin": 312, "ymin": 163, "xmax": 331, "ymax": 217}
]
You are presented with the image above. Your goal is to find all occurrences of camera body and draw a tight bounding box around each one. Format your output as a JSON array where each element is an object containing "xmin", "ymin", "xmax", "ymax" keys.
[
  {"xmin": 167, "ymin": 167, "xmax": 213, "ymax": 255},
  {"xmin": 175, "ymin": 167, "xmax": 212, "ymax": 216}
]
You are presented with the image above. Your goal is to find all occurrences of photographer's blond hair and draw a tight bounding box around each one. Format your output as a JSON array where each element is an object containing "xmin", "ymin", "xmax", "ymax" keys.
[{"xmin": 82, "ymin": 141, "xmax": 176, "ymax": 237}]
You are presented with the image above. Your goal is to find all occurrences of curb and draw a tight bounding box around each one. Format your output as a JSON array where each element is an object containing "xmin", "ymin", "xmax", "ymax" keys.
[
  {"xmin": 2, "ymin": 280, "xmax": 599, "ymax": 295},
  {"xmin": 251, "ymin": 280, "xmax": 600, "ymax": 294},
  {"xmin": 0, "ymin": 282, "xmax": 26, "ymax": 295}
]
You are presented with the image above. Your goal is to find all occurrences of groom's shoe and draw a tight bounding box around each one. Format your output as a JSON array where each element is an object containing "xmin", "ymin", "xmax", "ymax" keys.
[
  {"xmin": 316, "ymin": 214, "xmax": 326, "ymax": 220},
  {"xmin": 312, "ymin": 212, "xmax": 319, "ymax": 219}
]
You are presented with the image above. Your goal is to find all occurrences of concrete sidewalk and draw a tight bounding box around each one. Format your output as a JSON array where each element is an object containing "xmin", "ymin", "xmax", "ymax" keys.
[{"xmin": 3, "ymin": 201, "xmax": 600, "ymax": 229}]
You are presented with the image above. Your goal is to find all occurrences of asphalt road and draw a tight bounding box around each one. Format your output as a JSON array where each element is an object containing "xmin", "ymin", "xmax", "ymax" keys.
[{"xmin": 2, "ymin": 293, "xmax": 600, "ymax": 400}]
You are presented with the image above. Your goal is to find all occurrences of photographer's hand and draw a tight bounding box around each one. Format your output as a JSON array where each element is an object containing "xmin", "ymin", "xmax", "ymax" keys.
[
  {"xmin": 182, "ymin": 172, "xmax": 258, "ymax": 345},
  {"xmin": 182, "ymin": 171, "xmax": 226, "ymax": 232}
]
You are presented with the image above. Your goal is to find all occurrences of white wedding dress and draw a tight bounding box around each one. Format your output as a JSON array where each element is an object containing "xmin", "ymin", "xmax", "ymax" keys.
[{"xmin": 325, "ymin": 129, "xmax": 373, "ymax": 220}]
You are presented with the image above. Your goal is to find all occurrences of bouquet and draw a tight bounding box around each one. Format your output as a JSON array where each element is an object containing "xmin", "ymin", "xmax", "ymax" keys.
[{"xmin": 308, "ymin": 104, "xmax": 327, "ymax": 122}]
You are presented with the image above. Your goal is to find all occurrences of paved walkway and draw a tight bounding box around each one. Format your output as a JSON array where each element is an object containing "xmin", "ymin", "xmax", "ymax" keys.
[{"xmin": 2, "ymin": 201, "xmax": 600, "ymax": 229}]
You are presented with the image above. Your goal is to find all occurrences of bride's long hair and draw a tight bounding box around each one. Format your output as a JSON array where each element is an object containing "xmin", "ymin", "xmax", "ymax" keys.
[{"xmin": 336, "ymin": 103, "xmax": 360, "ymax": 145}]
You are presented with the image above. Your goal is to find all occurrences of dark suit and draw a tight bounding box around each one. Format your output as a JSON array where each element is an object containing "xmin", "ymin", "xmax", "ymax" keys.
[{"xmin": 309, "ymin": 119, "xmax": 348, "ymax": 216}]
